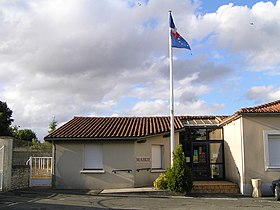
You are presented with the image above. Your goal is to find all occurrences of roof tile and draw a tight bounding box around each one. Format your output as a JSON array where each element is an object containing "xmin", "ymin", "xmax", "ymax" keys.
[
  {"xmin": 45, "ymin": 116, "xmax": 185, "ymax": 140},
  {"xmin": 44, "ymin": 100, "xmax": 280, "ymax": 141},
  {"xmin": 239, "ymin": 100, "xmax": 280, "ymax": 113},
  {"xmin": 44, "ymin": 115, "xmax": 228, "ymax": 140}
]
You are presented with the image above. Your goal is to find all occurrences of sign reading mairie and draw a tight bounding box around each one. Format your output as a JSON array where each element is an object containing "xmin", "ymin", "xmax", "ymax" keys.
[{"xmin": 136, "ymin": 157, "xmax": 151, "ymax": 163}]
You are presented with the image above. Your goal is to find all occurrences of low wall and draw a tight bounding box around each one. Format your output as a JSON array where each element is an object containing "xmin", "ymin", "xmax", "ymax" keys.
[
  {"xmin": 12, "ymin": 150, "xmax": 52, "ymax": 165},
  {"xmin": 11, "ymin": 165, "xmax": 29, "ymax": 190},
  {"xmin": 0, "ymin": 138, "xmax": 53, "ymax": 191},
  {"xmin": 11, "ymin": 151, "xmax": 52, "ymax": 190}
]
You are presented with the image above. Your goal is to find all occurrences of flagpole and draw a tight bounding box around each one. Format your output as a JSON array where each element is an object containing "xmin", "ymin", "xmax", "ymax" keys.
[
  {"xmin": 168, "ymin": 11, "xmax": 191, "ymax": 166},
  {"xmin": 168, "ymin": 10, "xmax": 175, "ymax": 166}
]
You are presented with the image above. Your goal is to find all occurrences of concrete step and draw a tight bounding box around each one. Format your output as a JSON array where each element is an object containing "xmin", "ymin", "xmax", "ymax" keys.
[
  {"xmin": 100, "ymin": 187, "xmax": 170, "ymax": 196},
  {"xmin": 191, "ymin": 181, "xmax": 240, "ymax": 194},
  {"xmin": 99, "ymin": 181, "xmax": 240, "ymax": 195}
]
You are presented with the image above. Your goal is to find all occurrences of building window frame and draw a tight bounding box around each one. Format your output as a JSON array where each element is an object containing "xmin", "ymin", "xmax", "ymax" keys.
[
  {"xmin": 80, "ymin": 144, "xmax": 105, "ymax": 174},
  {"xmin": 151, "ymin": 145, "xmax": 165, "ymax": 172},
  {"xmin": 263, "ymin": 130, "xmax": 280, "ymax": 171}
]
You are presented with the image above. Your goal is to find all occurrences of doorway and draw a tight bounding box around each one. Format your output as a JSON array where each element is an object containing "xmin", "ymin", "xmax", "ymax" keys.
[{"xmin": 191, "ymin": 141, "xmax": 224, "ymax": 180}]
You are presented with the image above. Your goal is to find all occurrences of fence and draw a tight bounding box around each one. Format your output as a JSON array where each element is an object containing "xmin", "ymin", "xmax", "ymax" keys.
[{"xmin": 26, "ymin": 157, "xmax": 52, "ymax": 187}]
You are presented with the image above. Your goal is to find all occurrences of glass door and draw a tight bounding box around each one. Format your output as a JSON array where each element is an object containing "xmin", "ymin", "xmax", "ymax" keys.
[
  {"xmin": 191, "ymin": 142, "xmax": 209, "ymax": 180},
  {"xmin": 191, "ymin": 141, "xmax": 224, "ymax": 180},
  {"xmin": 209, "ymin": 142, "xmax": 224, "ymax": 179}
]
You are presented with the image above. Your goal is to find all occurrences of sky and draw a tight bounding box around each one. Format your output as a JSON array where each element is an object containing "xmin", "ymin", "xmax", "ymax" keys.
[{"xmin": 0, "ymin": 0, "xmax": 280, "ymax": 141}]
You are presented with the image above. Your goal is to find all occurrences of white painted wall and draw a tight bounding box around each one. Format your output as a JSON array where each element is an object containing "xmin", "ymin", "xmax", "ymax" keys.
[
  {"xmin": 0, "ymin": 136, "xmax": 13, "ymax": 192},
  {"xmin": 223, "ymin": 118, "xmax": 244, "ymax": 194},
  {"xmin": 224, "ymin": 116, "xmax": 280, "ymax": 196},
  {"xmin": 242, "ymin": 116, "xmax": 280, "ymax": 196},
  {"xmin": 54, "ymin": 141, "xmax": 135, "ymax": 189},
  {"xmin": 134, "ymin": 132, "xmax": 179, "ymax": 187},
  {"xmin": 53, "ymin": 132, "xmax": 180, "ymax": 189}
]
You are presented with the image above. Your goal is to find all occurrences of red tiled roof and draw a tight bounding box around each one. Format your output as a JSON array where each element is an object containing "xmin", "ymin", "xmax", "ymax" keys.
[
  {"xmin": 44, "ymin": 100, "xmax": 280, "ymax": 141},
  {"xmin": 238, "ymin": 100, "xmax": 280, "ymax": 113},
  {"xmin": 220, "ymin": 100, "xmax": 280, "ymax": 125},
  {"xmin": 45, "ymin": 116, "xmax": 185, "ymax": 140}
]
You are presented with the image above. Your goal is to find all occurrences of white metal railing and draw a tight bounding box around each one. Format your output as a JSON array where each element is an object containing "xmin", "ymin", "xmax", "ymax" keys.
[{"xmin": 26, "ymin": 156, "xmax": 52, "ymax": 187}]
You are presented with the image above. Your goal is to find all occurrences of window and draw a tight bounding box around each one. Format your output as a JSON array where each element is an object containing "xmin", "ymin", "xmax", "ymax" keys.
[
  {"xmin": 151, "ymin": 145, "xmax": 164, "ymax": 170},
  {"xmin": 264, "ymin": 131, "xmax": 280, "ymax": 171},
  {"xmin": 81, "ymin": 144, "xmax": 104, "ymax": 173},
  {"xmin": 188, "ymin": 127, "xmax": 223, "ymax": 141}
]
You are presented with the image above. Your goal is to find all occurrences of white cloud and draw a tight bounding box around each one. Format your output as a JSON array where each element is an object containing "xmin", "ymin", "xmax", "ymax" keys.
[
  {"xmin": 245, "ymin": 85, "xmax": 280, "ymax": 104},
  {"xmin": 175, "ymin": 100, "xmax": 224, "ymax": 116},
  {"xmin": 190, "ymin": 1, "xmax": 280, "ymax": 71},
  {"xmin": 131, "ymin": 100, "xmax": 168, "ymax": 116},
  {"xmin": 1, "ymin": 0, "xmax": 276, "ymax": 141}
]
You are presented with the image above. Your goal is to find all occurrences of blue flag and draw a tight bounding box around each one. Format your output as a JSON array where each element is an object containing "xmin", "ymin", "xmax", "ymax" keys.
[{"xmin": 169, "ymin": 13, "xmax": 191, "ymax": 50}]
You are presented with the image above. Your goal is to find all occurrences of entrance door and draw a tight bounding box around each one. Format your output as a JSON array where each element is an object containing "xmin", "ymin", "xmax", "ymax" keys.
[
  {"xmin": 209, "ymin": 142, "xmax": 224, "ymax": 179},
  {"xmin": 191, "ymin": 141, "xmax": 224, "ymax": 180},
  {"xmin": 192, "ymin": 142, "xmax": 209, "ymax": 180}
]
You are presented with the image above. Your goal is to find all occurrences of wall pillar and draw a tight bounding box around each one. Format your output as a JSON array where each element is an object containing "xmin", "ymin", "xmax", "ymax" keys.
[{"xmin": 0, "ymin": 136, "xmax": 13, "ymax": 191}]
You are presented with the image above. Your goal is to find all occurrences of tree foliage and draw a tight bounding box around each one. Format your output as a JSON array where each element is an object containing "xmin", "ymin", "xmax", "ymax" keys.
[
  {"xmin": 15, "ymin": 129, "xmax": 37, "ymax": 142},
  {"xmin": 153, "ymin": 173, "xmax": 168, "ymax": 190},
  {"xmin": 30, "ymin": 141, "xmax": 52, "ymax": 151},
  {"xmin": 0, "ymin": 101, "xmax": 14, "ymax": 136},
  {"xmin": 165, "ymin": 144, "xmax": 188, "ymax": 193},
  {"xmin": 48, "ymin": 116, "xmax": 58, "ymax": 134},
  {"xmin": 153, "ymin": 145, "xmax": 193, "ymax": 193}
]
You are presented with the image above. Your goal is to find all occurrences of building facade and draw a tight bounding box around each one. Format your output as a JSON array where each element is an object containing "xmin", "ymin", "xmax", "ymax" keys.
[
  {"xmin": 222, "ymin": 101, "xmax": 280, "ymax": 196},
  {"xmin": 45, "ymin": 100, "xmax": 280, "ymax": 195},
  {"xmin": 45, "ymin": 116, "xmax": 181, "ymax": 189}
]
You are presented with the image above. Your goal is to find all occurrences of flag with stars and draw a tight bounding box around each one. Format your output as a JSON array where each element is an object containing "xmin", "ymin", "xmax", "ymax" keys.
[{"xmin": 169, "ymin": 13, "xmax": 191, "ymax": 50}]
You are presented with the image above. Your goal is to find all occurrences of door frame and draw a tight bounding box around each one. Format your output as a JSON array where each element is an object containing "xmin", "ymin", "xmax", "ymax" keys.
[{"xmin": 191, "ymin": 140, "xmax": 225, "ymax": 181}]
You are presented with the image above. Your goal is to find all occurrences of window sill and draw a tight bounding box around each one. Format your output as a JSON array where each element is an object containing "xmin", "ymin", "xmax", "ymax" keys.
[
  {"xmin": 150, "ymin": 169, "xmax": 166, "ymax": 173},
  {"xmin": 80, "ymin": 170, "xmax": 105, "ymax": 174},
  {"xmin": 265, "ymin": 166, "xmax": 280, "ymax": 172}
]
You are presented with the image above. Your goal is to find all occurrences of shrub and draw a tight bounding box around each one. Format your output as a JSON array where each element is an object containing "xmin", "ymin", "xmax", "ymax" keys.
[
  {"xmin": 30, "ymin": 141, "xmax": 52, "ymax": 151},
  {"xmin": 153, "ymin": 144, "xmax": 193, "ymax": 193},
  {"xmin": 165, "ymin": 144, "xmax": 188, "ymax": 193},
  {"xmin": 153, "ymin": 173, "xmax": 168, "ymax": 190}
]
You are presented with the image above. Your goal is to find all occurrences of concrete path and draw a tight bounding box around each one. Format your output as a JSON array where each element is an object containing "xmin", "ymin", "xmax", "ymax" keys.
[{"xmin": 0, "ymin": 187, "xmax": 278, "ymax": 210}]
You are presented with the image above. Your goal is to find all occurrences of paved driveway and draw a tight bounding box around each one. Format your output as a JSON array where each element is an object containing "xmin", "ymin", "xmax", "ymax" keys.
[{"xmin": 0, "ymin": 189, "xmax": 280, "ymax": 210}]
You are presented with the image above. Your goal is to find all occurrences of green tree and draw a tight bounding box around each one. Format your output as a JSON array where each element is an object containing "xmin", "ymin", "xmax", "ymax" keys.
[
  {"xmin": 30, "ymin": 141, "xmax": 52, "ymax": 151},
  {"xmin": 10, "ymin": 125, "xmax": 19, "ymax": 137},
  {"xmin": 165, "ymin": 144, "xmax": 188, "ymax": 193},
  {"xmin": 15, "ymin": 129, "xmax": 37, "ymax": 142},
  {"xmin": 0, "ymin": 101, "xmax": 14, "ymax": 136},
  {"xmin": 48, "ymin": 116, "xmax": 58, "ymax": 134}
]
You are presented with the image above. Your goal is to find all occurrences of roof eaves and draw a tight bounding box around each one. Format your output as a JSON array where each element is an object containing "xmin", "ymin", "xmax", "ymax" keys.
[
  {"xmin": 44, "ymin": 127, "xmax": 185, "ymax": 142},
  {"xmin": 239, "ymin": 112, "xmax": 280, "ymax": 116},
  {"xmin": 219, "ymin": 113, "xmax": 241, "ymax": 126},
  {"xmin": 44, "ymin": 137, "xmax": 139, "ymax": 142},
  {"xmin": 219, "ymin": 111, "xmax": 280, "ymax": 126},
  {"xmin": 139, "ymin": 128, "xmax": 185, "ymax": 140}
]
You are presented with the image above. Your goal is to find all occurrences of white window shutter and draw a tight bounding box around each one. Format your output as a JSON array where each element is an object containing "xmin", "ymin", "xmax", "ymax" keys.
[
  {"xmin": 84, "ymin": 144, "xmax": 103, "ymax": 169},
  {"xmin": 268, "ymin": 135, "xmax": 280, "ymax": 167},
  {"xmin": 152, "ymin": 145, "xmax": 162, "ymax": 169}
]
